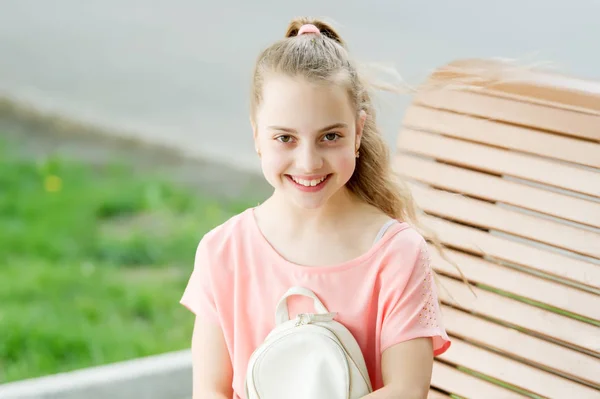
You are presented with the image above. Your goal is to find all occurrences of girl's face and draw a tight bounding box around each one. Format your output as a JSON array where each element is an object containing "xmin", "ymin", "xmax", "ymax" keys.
[{"xmin": 253, "ymin": 74, "xmax": 366, "ymax": 210}]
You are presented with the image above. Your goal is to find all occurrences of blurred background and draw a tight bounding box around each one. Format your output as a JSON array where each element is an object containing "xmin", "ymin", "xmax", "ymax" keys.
[{"xmin": 0, "ymin": 0, "xmax": 599, "ymax": 395}]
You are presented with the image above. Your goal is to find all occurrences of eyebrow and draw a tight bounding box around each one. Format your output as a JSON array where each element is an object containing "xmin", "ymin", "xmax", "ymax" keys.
[{"xmin": 267, "ymin": 123, "xmax": 348, "ymax": 133}]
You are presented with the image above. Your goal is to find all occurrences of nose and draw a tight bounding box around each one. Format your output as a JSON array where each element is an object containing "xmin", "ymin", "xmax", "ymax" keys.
[{"xmin": 296, "ymin": 144, "xmax": 323, "ymax": 172}]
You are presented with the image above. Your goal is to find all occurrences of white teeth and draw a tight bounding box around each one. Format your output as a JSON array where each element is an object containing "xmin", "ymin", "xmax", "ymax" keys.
[{"xmin": 292, "ymin": 176, "xmax": 327, "ymax": 187}]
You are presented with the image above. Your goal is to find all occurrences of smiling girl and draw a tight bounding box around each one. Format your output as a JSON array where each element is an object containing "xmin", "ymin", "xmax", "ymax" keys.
[{"xmin": 181, "ymin": 17, "xmax": 450, "ymax": 399}]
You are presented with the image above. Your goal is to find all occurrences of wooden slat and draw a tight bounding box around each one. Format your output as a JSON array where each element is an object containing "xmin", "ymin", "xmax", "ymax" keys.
[
  {"xmin": 403, "ymin": 105, "xmax": 600, "ymax": 168},
  {"xmin": 426, "ymin": 58, "xmax": 600, "ymax": 114},
  {"xmin": 414, "ymin": 89, "xmax": 600, "ymax": 142},
  {"xmin": 398, "ymin": 129, "xmax": 600, "ymax": 197},
  {"xmin": 437, "ymin": 276, "xmax": 599, "ymax": 356},
  {"xmin": 439, "ymin": 339, "xmax": 600, "ymax": 398},
  {"xmin": 427, "ymin": 389, "xmax": 451, "ymax": 399},
  {"xmin": 431, "ymin": 361, "xmax": 525, "ymax": 398},
  {"xmin": 431, "ymin": 248, "xmax": 600, "ymax": 322},
  {"xmin": 423, "ymin": 215, "xmax": 600, "ymax": 291},
  {"xmin": 442, "ymin": 306, "xmax": 600, "ymax": 387},
  {"xmin": 410, "ymin": 183, "xmax": 600, "ymax": 260},
  {"xmin": 395, "ymin": 155, "xmax": 600, "ymax": 228}
]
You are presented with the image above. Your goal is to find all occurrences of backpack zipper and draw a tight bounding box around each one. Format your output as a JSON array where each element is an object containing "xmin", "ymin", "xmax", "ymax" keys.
[{"xmin": 294, "ymin": 312, "xmax": 337, "ymax": 326}]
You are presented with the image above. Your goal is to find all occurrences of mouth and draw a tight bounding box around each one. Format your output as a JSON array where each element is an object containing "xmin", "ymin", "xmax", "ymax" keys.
[{"xmin": 286, "ymin": 174, "xmax": 331, "ymax": 192}]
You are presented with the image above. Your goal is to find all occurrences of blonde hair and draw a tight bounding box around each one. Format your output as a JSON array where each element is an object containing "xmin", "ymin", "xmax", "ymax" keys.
[{"xmin": 250, "ymin": 17, "xmax": 469, "ymax": 287}]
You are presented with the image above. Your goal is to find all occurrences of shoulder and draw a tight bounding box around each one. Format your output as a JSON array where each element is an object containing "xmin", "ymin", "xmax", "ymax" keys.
[
  {"xmin": 387, "ymin": 223, "xmax": 427, "ymax": 256},
  {"xmin": 378, "ymin": 223, "xmax": 429, "ymax": 276},
  {"xmin": 195, "ymin": 207, "xmax": 254, "ymax": 264}
]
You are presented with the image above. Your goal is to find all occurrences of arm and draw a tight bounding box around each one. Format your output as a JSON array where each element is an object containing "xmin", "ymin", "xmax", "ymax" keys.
[
  {"xmin": 181, "ymin": 238, "xmax": 232, "ymax": 398},
  {"xmin": 367, "ymin": 236, "xmax": 449, "ymax": 398},
  {"xmin": 190, "ymin": 316, "xmax": 233, "ymax": 399},
  {"xmin": 362, "ymin": 337, "xmax": 433, "ymax": 399}
]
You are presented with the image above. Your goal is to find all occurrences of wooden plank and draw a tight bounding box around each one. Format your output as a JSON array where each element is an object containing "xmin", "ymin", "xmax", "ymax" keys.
[
  {"xmin": 397, "ymin": 129, "xmax": 600, "ymax": 197},
  {"xmin": 403, "ymin": 105, "xmax": 600, "ymax": 168},
  {"xmin": 431, "ymin": 361, "xmax": 525, "ymax": 398},
  {"xmin": 427, "ymin": 389, "xmax": 451, "ymax": 399},
  {"xmin": 431, "ymin": 249, "xmax": 600, "ymax": 322},
  {"xmin": 422, "ymin": 214, "xmax": 600, "ymax": 291},
  {"xmin": 426, "ymin": 58, "xmax": 600, "ymax": 114},
  {"xmin": 441, "ymin": 306, "xmax": 600, "ymax": 387},
  {"xmin": 414, "ymin": 89, "xmax": 600, "ymax": 142},
  {"xmin": 410, "ymin": 183, "xmax": 600, "ymax": 259},
  {"xmin": 394, "ymin": 155, "xmax": 600, "ymax": 228},
  {"xmin": 439, "ymin": 339, "xmax": 600, "ymax": 398},
  {"xmin": 437, "ymin": 276, "xmax": 600, "ymax": 356}
]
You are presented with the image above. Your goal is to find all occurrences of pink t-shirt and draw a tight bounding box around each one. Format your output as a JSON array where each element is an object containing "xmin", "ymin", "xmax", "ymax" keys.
[{"xmin": 180, "ymin": 207, "xmax": 450, "ymax": 398}]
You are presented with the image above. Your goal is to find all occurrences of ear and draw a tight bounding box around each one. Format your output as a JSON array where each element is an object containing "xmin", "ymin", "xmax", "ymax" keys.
[
  {"xmin": 250, "ymin": 118, "xmax": 261, "ymax": 158},
  {"xmin": 251, "ymin": 117, "xmax": 260, "ymax": 153},
  {"xmin": 355, "ymin": 110, "xmax": 367, "ymax": 149},
  {"xmin": 250, "ymin": 116, "xmax": 258, "ymax": 140}
]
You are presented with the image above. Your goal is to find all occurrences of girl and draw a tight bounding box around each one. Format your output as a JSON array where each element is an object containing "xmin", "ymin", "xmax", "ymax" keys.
[{"xmin": 181, "ymin": 17, "xmax": 451, "ymax": 399}]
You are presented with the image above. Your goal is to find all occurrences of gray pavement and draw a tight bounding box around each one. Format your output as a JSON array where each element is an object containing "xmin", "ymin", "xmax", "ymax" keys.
[
  {"xmin": 0, "ymin": 98, "xmax": 272, "ymax": 202},
  {"xmin": 1, "ymin": 0, "xmax": 600, "ymax": 171}
]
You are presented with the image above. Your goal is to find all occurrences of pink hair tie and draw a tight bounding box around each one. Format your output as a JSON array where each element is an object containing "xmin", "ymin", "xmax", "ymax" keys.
[{"xmin": 297, "ymin": 24, "xmax": 321, "ymax": 36}]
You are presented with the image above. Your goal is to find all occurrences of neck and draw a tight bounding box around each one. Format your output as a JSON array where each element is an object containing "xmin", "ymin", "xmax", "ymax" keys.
[{"xmin": 264, "ymin": 187, "xmax": 360, "ymax": 233}]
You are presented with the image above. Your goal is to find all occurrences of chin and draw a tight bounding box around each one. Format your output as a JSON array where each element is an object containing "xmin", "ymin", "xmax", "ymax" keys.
[{"xmin": 290, "ymin": 197, "xmax": 329, "ymax": 210}]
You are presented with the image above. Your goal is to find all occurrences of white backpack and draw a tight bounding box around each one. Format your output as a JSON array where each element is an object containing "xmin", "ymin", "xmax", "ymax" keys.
[{"xmin": 245, "ymin": 287, "xmax": 373, "ymax": 399}]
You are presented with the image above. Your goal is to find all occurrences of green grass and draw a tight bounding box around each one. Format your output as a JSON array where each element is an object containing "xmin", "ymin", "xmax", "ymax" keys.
[{"xmin": 0, "ymin": 138, "xmax": 250, "ymax": 383}]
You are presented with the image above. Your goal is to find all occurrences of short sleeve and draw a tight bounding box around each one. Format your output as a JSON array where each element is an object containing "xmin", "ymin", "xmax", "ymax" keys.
[
  {"xmin": 180, "ymin": 238, "xmax": 219, "ymax": 324},
  {"xmin": 380, "ymin": 238, "xmax": 451, "ymax": 356}
]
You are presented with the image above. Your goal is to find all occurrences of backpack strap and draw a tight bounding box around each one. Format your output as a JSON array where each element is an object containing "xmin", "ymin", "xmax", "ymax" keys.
[
  {"xmin": 275, "ymin": 287, "xmax": 330, "ymax": 325},
  {"xmin": 372, "ymin": 219, "xmax": 398, "ymax": 245}
]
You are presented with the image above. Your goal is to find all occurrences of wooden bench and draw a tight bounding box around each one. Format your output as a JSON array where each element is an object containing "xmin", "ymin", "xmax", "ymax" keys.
[{"xmin": 394, "ymin": 58, "xmax": 600, "ymax": 399}]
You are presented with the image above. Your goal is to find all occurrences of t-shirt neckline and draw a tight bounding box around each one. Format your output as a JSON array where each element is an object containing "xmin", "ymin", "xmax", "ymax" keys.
[{"xmin": 247, "ymin": 207, "xmax": 409, "ymax": 274}]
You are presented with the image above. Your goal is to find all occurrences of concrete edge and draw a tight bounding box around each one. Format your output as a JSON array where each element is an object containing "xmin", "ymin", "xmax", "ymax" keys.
[{"xmin": 0, "ymin": 350, "xmax": 192, "ymax": 399}]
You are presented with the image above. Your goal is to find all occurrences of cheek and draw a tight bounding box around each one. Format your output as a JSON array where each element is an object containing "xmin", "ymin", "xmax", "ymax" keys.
[
  {"xmin": 331, "ymin": 149, "xmax": 357, "ymax": 176},
  {"xmin": 261, "ymin": 148, "xmax": 290, "ymax": 174}
]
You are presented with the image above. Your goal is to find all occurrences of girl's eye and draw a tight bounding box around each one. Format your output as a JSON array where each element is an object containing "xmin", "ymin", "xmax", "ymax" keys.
[
  {"xmin": 324, "ymin": 133, "xmax": 339, "ymax": 142},
  {"xmin": 276, "ymin": 135, "xmax": 292, "ymax": 143}
]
